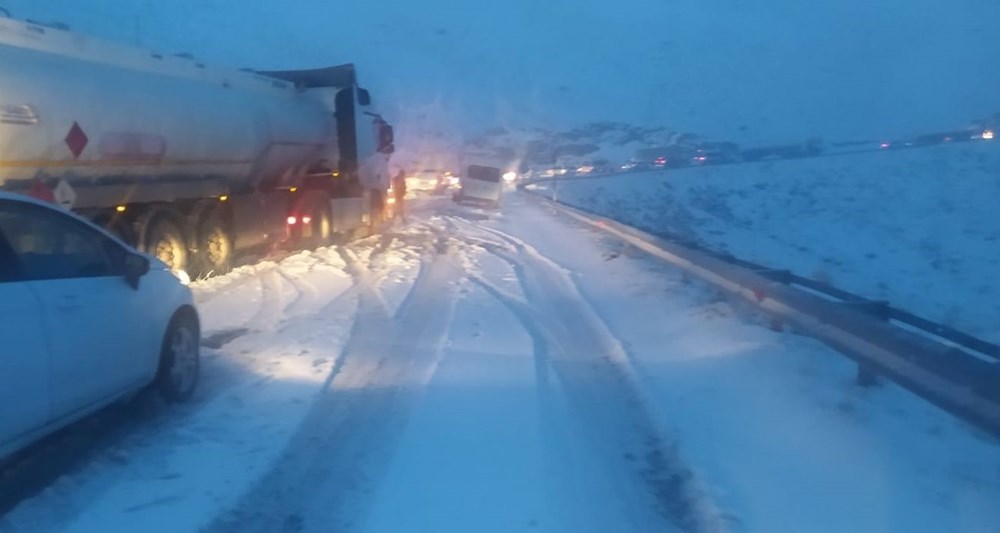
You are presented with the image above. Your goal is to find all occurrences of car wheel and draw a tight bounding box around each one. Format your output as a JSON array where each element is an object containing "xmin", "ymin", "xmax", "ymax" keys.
[{"xmin": 156, "ymin": 312, "xmax": 200, "ymax": 402}]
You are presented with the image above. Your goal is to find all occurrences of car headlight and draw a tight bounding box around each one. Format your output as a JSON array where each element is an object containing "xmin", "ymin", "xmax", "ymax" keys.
[
  {"xmin": 503, "ymin": 171, "xmax": 517, "ymax": 182},
  {"xmin": 172, "ymin": 268, "xmax": 191, "ymax": 285}
]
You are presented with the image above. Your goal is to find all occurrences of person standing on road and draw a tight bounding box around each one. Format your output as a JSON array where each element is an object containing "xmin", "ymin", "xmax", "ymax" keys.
[{"xmin": 391, "ymin": 169, "xmax": 407, "ymax": 223}]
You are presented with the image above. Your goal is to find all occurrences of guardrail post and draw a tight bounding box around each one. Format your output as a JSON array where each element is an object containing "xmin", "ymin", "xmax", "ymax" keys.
[{"xmin": 847, "ymin": 300, "xmax": 890, "ymax": 387}]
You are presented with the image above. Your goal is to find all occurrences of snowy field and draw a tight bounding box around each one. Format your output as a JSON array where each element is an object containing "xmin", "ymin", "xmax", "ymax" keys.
[
  {"xmin": 3, "ymin": 195, "xmax": 998, "ymax": 533},
  {"xmin": 540, "ymin": 142, "xmax": 1000, "ymax": 344}
]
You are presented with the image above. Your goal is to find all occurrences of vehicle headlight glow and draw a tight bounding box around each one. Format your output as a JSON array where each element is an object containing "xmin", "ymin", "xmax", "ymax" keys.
[
  {"xmin": 983, "ymin": 129, "xmax": 995, "ymax": 140},
  {"xmin": 173, "ymin": 269, "xmax": 191, "ymax": 286},
  {"xmin": 503, "ymin": 171, "xmax": 517, "ymax": 182},
  {"xmin": 449, "ymin": 176, "xmax": 460, "ymax": 186}
]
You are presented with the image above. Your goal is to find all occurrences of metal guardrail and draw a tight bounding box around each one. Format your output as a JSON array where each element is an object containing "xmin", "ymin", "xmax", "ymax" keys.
[{"xmin": 521, "ymin": 184, "xmax": 1000, "ymax": 435}]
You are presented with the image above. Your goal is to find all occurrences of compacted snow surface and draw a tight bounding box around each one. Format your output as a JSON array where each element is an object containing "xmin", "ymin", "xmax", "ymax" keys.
[{"xmin": 3, "ymin": 195, "xmax": 999, "ymax": 533}]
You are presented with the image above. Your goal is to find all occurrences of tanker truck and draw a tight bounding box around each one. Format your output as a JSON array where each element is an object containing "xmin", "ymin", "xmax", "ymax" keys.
[{"xmin": 0, "ymin": 15, "xmax": 395, "ymax": 276}]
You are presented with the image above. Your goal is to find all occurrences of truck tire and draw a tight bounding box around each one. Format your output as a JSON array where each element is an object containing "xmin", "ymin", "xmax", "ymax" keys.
[
  {"xmin": 191, "ymin": 210, "xmax": 232, "ymax": 278},
  {"xmin": 144, "ymin": 216, "xmax": 189, "ymax": 273},
  {"xmin": 155, "ymin": 311, "xmax": 200, "ymax": 403}
]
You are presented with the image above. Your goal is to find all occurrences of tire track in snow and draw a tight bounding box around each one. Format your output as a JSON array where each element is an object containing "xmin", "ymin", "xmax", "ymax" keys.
[
  {"xmin": 450, "ymin": 215, "xmax": 726, "ymax": 533},
  {"xmin": 209, "ymin": 233, "xmax": 462, "ymax": 533},
  {"xmin": 336, "ymin": 246, "xmax": 391, "ymax": 318},
  {"xmin": 275, "ymin": 266, "xmax": 320, "ymax": 319},
  {"xmin": 246, "ymin": 267, "xmax": 292, "ymax": 333}
]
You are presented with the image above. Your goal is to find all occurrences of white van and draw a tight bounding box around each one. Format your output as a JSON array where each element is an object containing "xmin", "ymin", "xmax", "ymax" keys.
[{"xmin": 454, "ymin": 165, "xmax": 503, "ymax": 208}]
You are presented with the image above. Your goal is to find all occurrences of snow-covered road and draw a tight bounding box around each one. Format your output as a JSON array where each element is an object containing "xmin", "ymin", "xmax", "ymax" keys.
[{"xmin": 3, "ymin": 194, "xmax": 999, "ymax": 533}]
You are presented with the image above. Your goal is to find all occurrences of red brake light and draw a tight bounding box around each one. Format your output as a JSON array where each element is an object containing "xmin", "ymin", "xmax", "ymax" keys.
[{"xmin": 287, "ymin": 216, "xmax": 298, "ymax": 225}]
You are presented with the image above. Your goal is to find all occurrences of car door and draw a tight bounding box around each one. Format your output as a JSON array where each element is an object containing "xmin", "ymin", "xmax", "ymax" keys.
[
  {"xmin": 0, "ymin": 201, "xmax": 156, "ymax": 420},
  {"xmin": 0, "ymin": 229, "xmax": 50, "ymax": 450}
]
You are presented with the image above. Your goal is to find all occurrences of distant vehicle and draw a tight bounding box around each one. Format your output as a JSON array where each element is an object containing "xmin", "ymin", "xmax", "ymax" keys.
[
  {"xmin": 536, "ymin": 165, "xmax": 570, "ymax": 178},
  {"xmin": 0, "ymin": 192, "xmax": 199, "ymax": 462},
  {"xmin": 454, "ymin": 165, "xmax": 503, "ymax": 208},
  {"xmin": 911, "ymin": 130, "xmax": 982, "ymax": 146},
  {"xmin": 622, "ymin": 160, "xmax": 653, "ymax": 172},
  {"xmin": 407, "ymin": 169, "xmax": 456, "ymax": 194},
  {"xmin": 585, "ymin": 159, "xmax": 614, "ymax": 175},
  {"xmin": 692, "ymin": 141, "xmax": 741, "ymax": 165},
  {"xmin": 644, "ymin": 146, "xmax": 701, "ymax": 168}
]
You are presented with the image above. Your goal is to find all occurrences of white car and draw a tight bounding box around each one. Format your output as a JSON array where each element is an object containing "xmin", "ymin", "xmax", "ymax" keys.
[{"xmin": 0, "ymin": 192, "xmax": 200, "ymax": 462}]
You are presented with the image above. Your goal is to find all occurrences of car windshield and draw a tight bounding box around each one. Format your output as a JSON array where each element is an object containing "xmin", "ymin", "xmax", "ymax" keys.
[{"xmin": 1, "ymin": 2, "xmax": 997, "ymax": 532}]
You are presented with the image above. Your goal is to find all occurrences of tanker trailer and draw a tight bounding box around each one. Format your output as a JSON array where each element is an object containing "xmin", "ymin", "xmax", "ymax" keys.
[{"xmin": 0, "ymin": 15, "xmax": 394, "ymax": 276}]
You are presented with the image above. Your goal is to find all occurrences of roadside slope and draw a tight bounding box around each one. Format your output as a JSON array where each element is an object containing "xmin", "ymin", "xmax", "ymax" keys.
[{"xmin": 548, "ymin": 143, "xmax": 1000, "ymax": 342}]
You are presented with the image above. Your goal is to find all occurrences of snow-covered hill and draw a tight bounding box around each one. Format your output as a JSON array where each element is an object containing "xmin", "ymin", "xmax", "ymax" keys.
[
  {"xmin": 5, "ymin": 0, "xmax": 999, "ymax": 148},
  {"xmin": 541, "ymin": 142, "xmax": 1000, "ymax": 343}
]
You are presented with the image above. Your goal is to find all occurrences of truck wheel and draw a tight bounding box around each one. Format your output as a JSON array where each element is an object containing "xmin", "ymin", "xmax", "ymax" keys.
[
  {"xmin": 156, "ymin": 311, "xmax": 199, "ymax": 402},
  {"xmin": 193, "ymin": 211, "xmax": 232, "ymax": 277},
  {"xmin": 145, "ymin": 216, "xmax": 188, "ymax": 273}
]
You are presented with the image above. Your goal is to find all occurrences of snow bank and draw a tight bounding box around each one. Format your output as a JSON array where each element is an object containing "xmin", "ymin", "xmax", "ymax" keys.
[{"xmin": 547, "ymin": 143, "xmax": 1000, "ymax": 342}]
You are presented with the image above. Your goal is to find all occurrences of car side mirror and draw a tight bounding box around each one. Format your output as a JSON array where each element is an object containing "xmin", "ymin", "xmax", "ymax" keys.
[{"xmin": 124, "ymin": 253, "xmax": 150, "ymax": 290}]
